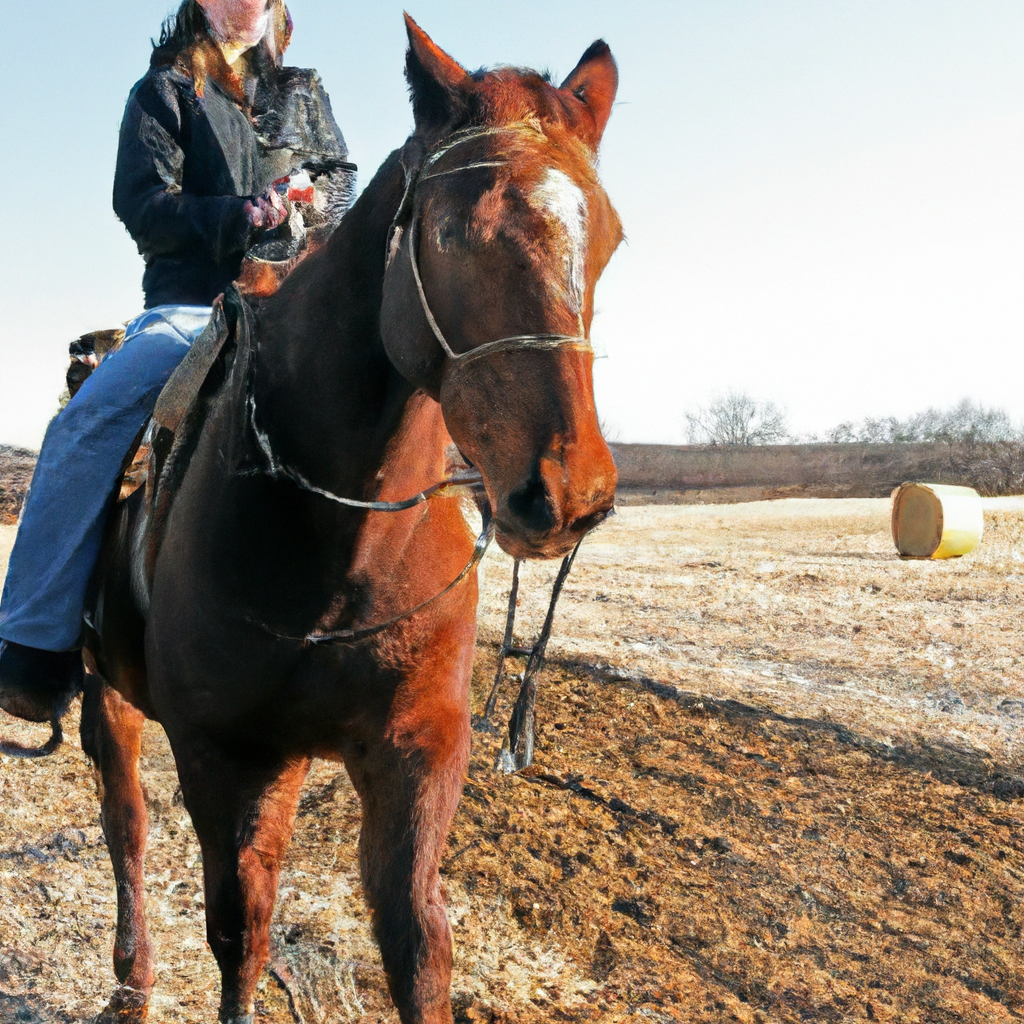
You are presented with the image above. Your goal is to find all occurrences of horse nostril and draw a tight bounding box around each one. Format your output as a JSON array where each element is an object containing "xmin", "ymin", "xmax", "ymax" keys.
[
  {"xmin": 570, "ymin": 506, "xmax": 613, "ymax": 536},
  {"xmin": 506, "ymin": 476, "xmax": 556, "ymax": 535}
]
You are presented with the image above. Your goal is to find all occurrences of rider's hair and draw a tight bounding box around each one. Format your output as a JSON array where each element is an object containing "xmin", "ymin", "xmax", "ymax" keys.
[
  {"xmin": 150, "ymin": 0, "xmax": 291, "ymax": 70},
  {"xmin": 151, "ymin": 0, "xmax": 211, "ymax": 67}
]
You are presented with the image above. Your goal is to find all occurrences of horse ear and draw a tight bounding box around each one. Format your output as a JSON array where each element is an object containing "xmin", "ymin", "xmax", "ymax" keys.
[
  {"xmin": 404, "ymin": 14, "xmax": 470, "ymax": 129},
  {"xmin": 560, "ymin": 40, "xmax": 618, "ymax": 148}
]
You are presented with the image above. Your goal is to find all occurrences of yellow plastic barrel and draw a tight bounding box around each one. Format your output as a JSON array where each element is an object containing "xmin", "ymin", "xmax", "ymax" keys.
[{"xmin": 891, "ymin": 483, "xmax": 984, "ymax": 559}]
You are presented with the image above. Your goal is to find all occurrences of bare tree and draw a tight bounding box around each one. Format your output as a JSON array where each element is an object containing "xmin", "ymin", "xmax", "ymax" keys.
[
  {"xmin": 915, "ymin": 399, "xmax": 1018, "ymax": 444},
  {"xmin": 685, "ymin": 392, "xmax": 790, "ymax": 446},
  {"xmin": 824, "ymin": 421, "xmax": 858, "ymax": 444}
]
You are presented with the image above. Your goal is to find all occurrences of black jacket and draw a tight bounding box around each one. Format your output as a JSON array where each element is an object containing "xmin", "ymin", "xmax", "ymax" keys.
[{"xmin": 113, "ymin": 49, "xmax": 350, "ymax": 308}]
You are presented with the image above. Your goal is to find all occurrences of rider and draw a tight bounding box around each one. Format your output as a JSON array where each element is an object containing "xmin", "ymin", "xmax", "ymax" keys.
[{"xmin": 0, "ymin": 0, "xmax": 350, "ymax": 724}]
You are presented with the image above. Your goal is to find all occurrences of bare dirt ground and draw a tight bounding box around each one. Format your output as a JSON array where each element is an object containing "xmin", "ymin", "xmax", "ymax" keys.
[
  {"xmin": 0, "ymin": 447, "xmax": 35, "ymax": 526},
  {"xmin": 0, "ymin": 498, "xmax": 1022, "ymax": 1023}
]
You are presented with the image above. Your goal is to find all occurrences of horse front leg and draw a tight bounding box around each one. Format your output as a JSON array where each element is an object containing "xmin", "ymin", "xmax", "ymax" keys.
[
  {"xmin": 173, "ymin": 741, "xmax": 310, "ymax": 1024},
  {"xmin": 81, "ymin": 675, "xmax": 154, "ymax": 1022},
  {"xmin": 345, "ymin": 684, "xmax": 471, "ymax": 1024}
]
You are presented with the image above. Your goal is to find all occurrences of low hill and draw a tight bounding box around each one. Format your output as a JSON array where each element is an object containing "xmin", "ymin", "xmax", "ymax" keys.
[
  {"xmin": 3, "ymin": 441, "xmax": 1021, "ymax": 523},
  {"xmin": 611, "ymin": 441, "xmax": 1024, "ymax": 504}
]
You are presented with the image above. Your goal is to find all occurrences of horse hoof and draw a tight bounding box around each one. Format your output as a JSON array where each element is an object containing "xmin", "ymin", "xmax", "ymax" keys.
[
  {"xmin": 92, "ymin": 1008, "xmax": 147, "ymax": 1023},
  {"xmin": 92, "ymin": 984, "xmax": 149, "ymax": 1023}
]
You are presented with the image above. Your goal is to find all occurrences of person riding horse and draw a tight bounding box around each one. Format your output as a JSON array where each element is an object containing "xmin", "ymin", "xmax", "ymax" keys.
[{"xmin": 0, "ymin": 0, "xmax": 352, "ymax": 724}]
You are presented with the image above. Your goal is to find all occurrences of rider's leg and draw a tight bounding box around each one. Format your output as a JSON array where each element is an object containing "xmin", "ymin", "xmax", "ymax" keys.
[{"xmin": 0, "ymin": 307, "xmax": 211, "ymax": 721}]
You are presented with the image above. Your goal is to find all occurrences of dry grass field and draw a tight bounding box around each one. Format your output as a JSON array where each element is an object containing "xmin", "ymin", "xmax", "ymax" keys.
[{"xmin": 0, "ymin": 497, "xmax": 1023, "ymax": 1023}]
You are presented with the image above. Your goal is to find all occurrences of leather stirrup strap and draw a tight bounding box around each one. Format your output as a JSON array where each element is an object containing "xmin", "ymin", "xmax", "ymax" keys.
[{"xmin": 153, "ymin": 293, "xmax": 234, "ymax": 434}]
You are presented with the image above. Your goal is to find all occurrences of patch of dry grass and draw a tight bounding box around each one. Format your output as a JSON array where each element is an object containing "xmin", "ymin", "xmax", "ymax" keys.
[{"xmin": 479, "ymin": 499, "xmax": 1024, "ymax": 768}]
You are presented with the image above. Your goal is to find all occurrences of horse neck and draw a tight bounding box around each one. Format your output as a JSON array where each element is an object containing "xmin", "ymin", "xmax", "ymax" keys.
[{"xmin": 248, "ymin": 154, "xmax": 448, "ymax": 500}]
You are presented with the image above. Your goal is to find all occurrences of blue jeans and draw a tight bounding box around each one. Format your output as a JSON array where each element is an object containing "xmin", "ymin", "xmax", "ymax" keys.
[{"xmin": 0, "ymin": 306, "xmax": 212, "ymax": 651}]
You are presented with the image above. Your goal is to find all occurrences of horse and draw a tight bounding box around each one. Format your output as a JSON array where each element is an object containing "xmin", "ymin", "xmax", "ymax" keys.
[{"xmin": 81, "ymin": 16, "xmax": 622, "ymax": 1023}]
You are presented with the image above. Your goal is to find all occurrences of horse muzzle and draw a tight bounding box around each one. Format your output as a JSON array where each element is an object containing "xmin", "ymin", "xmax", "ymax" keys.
[
  {"xmin": 489, "ymin": 450, "xmax": 617, "ymax": 560},
  {"xmin": 440, "ymin": 342, "xmax": 617, "ymax": 560}
]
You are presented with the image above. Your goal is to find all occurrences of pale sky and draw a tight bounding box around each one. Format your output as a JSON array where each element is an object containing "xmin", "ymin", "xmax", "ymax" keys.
[{"xmin": 1, "ymin": 1, "xmax": 1022, "ymax": 449}]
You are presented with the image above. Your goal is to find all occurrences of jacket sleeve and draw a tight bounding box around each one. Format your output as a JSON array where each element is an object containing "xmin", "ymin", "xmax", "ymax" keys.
[{"xmin": 113, "ymin": 72, "xmax": 258, "ymax": 263}]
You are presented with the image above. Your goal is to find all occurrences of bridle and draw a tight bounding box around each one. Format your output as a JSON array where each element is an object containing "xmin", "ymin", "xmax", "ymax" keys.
[
  {"xmin": 389, "ymin": 123, "xmax": 593, "ymax": 368},
  {"xmin": 250, "ymin": 124, "xmax": 597, "ymax": 693},
  {"xmin": 252, "ymin": 123, "xmax": 594, "ymax": 511}
]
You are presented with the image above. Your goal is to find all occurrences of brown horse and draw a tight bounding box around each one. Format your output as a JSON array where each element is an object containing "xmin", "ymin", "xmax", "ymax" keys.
[{"xmin": 81, "ymin": 17, "xmax": 621, "ymax": 1023}]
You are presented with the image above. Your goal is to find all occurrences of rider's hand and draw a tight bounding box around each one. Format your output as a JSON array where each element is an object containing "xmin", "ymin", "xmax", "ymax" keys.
[{"xmin": 244, "ymin": 186, "xmax": 289, "ymax": 231}]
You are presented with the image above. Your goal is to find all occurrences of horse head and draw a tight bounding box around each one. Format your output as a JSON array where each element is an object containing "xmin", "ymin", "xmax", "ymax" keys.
[{"xmin": 381, "ymin": 16, "xmax": 622, "ymax": 560}]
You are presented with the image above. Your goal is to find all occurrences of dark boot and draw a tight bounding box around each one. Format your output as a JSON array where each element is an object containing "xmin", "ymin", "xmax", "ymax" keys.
[{"xmin": 0, "ymin": 640, "xmax": 83, "ymax": 723}]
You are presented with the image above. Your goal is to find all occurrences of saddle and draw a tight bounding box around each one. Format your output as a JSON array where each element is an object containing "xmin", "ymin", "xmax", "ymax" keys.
[
  {"xmin": 65, "ymin": 177, "xmax": 342, "ymax": 503},
  {"xmin": 65, "ymin": 291, "xmax": 244, "ymax": 505}
]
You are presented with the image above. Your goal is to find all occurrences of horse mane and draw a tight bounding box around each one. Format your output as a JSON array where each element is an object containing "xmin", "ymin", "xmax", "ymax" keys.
[{"xmin": 468, "ymin": 66, "xmax": 555, "ymax": 85}]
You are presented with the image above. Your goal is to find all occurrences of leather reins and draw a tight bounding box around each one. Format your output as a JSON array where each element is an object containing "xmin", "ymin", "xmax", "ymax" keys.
[{"xmin": 249, "ymin": 124, "xmax": 595, "ymax": 768}]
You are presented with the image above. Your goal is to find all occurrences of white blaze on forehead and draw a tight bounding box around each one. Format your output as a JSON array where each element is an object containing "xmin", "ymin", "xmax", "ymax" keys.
[{"xmin": 529, "ymin": 167, "xmax": 588, "ymax": 316}]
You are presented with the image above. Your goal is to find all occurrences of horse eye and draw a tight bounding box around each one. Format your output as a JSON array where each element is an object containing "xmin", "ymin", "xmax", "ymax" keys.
[{"xmin": 435, "ymin": 221, "xmax": 462, "ymax": 249}]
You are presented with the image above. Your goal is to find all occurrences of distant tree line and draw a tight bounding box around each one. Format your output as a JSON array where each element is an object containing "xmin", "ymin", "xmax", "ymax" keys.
[
  {"xmin": 825, "ymin": 399, "xmax": 1020, "ymax": 445},
  {"xmin": 683, "ymin": 395, "xmax": 1024, "ymax": 495},
  {"xmin": 685, "ymin": 394, "xmax": 1022, "ymax": 447}
]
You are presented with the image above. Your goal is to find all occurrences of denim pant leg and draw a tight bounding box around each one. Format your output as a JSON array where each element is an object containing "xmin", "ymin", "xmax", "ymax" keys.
[{"xmin": 0, "ymin": 313, "xmax": 208, "ymax": 651}]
